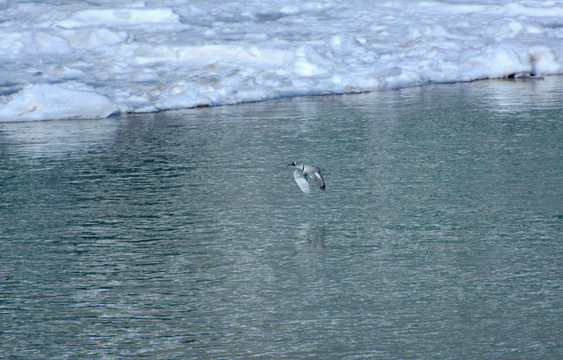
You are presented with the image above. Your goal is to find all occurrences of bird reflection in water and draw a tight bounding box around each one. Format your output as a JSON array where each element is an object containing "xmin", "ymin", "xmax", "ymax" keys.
[{"xmin": 296, "ymin": 223, "xmax": 326, "ymax": 251}]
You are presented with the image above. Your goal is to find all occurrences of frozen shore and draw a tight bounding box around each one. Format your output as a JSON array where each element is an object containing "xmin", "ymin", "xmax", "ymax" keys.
[{"xmin": 1, "ymin": 0, "xmax": 562, "ymax": 122}]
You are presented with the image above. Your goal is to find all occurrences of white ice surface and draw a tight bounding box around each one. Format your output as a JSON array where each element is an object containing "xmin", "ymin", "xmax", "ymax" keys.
[{"xmin": 1, "ymin": 0, "xmax": 562, "ymax": 121}]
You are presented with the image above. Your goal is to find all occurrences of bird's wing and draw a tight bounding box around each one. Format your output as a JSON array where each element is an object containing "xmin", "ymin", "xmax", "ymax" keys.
[
  {"xmin": 293, "ymin": 170, "xmax": 311, "ymax": 194},
  {"xmin": 309, "ymin": 170, "xmax": 325, "ymax": 190}
]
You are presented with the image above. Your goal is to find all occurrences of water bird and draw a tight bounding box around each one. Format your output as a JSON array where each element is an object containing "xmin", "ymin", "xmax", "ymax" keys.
[{"xmin": 285, "ymin": 161, "xmax": 325, "ymax": 194}]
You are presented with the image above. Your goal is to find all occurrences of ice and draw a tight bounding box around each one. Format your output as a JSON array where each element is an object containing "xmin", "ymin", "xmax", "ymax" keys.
[
  {"xmin": 0, "ymin": 0, "xmax": 562, "ymax": 122},
  {"xmin": 51, "ymin": 8, "xmax": 181, "ymax": 29},
  {"xmin": 0, "ymin": 83, "xmax": 118, "ymax": 122}
]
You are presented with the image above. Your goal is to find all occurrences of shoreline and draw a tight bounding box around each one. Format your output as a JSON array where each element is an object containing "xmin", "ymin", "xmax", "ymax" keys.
[{"xmin": 2, "ymin": 74, "xmax": 561, "ymax": 124}]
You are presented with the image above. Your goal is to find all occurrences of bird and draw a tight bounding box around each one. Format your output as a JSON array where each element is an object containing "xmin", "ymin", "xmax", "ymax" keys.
[{"xmin": 285, "ymin": 161, "xmax": 325, "ymax": 194}]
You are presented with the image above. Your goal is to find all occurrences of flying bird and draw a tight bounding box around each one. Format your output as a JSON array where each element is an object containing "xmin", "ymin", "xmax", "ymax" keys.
[{"xmin": 285, "ymin": 161, "xmax": 325, "ymax": 194}]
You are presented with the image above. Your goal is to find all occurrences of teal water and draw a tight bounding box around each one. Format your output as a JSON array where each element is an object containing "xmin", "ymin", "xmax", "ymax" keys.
[{"xmin": 1, "ymin": 78, "xmax": 562, "ymax": 359}]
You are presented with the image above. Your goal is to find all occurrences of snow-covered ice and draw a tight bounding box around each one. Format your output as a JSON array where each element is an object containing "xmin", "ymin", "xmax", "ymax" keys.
[{"xmin": 1, "ymin": 0, "xmax": 562, "ymax": 121}]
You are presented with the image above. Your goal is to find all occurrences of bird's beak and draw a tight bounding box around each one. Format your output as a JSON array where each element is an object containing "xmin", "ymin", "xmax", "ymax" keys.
[{"xmin": 285, "ymin": 163, "xmax": 293, "ymax": 168}]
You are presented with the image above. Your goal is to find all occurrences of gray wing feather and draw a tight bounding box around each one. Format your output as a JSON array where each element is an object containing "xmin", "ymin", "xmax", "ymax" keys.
[{"xmin": 309, "ymin": 170, "xmax": 325, "ymax": 190}]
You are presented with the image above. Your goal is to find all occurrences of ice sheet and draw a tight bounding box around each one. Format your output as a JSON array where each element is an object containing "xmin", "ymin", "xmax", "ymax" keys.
[{"xmin": 1, "ymin": 0, "xmax": 562, "ymax": 121}]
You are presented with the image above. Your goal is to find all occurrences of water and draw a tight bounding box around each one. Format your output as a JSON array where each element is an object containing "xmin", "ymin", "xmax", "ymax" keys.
[{"xmin": 1, "ymin": 78, "xmax": 562, "ymax": 359}]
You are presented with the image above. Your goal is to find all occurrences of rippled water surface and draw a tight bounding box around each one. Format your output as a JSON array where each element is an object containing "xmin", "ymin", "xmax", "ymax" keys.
[{"xmin": 1, "ymin": 78, "xmax": 562, "ymax": 359}]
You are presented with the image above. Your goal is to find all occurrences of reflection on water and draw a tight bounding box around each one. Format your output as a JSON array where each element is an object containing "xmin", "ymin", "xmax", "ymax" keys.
[
  {"xmin": 295, "ymin": 223, "xmax": 326, "ymax": 252},
  {"xmin": 1, "ymin": 77, "xmax": 562, "ymax": 359}
]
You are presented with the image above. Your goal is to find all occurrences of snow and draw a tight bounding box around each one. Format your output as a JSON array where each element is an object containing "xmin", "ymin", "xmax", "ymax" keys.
[
  {"xmin": 0, "ymin": 0, "xmax": 562, "ymax": 122},
  {"xmin": 0, "ymin": 83, "xmax": 118, "ymax": 122}
]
